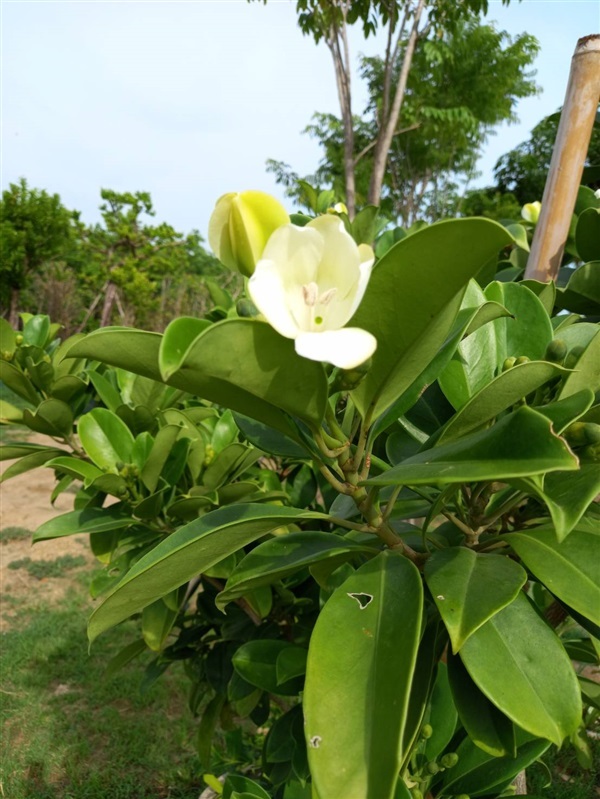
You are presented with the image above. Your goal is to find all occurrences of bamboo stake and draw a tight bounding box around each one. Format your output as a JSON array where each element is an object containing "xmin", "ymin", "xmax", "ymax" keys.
[{"xmin": 525, "ymin": 35, "xmax": 600, "ymax": 283}]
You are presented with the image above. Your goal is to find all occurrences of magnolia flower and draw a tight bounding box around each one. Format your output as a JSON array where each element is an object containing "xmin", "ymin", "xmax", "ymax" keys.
[
  {"xmin": 521, "ymin": 201, "xmax": 541, "ymax": 224},
  {"xmin": 248, "ymin": 215, "xmax": 377, "ymax": 370},
  {"xmin": 208, "ymin": 191, "xmax": 289, "ymax": 277}
]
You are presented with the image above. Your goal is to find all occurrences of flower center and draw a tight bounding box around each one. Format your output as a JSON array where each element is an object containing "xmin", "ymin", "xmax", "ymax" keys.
[{"xmin": 302, "ymin": 282, "xmax": 337, "ymax": 330}]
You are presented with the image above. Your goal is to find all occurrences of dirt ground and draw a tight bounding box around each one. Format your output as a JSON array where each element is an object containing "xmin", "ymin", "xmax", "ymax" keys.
[{"xmin": 0, "ymin": 435, "xmax": 95, "ymax": 630}]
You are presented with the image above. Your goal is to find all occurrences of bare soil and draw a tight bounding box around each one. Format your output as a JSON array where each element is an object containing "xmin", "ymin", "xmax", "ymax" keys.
[{"xmin": 0, "ymin": 435, "xmax": 95, "ymax": 630}]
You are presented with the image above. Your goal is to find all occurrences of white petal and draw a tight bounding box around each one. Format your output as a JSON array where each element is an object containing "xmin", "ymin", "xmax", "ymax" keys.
[
  {"xmin": 347, "ymin": 256, "xmax": 374, "ymax": 319},
  {"xmin": 249, "ymin": 260, "xmax": 300, "ymax": 339},
  {"xmin": 307, "ymin": 215, "xmax": 361, "ymax": 296},
  {"xmin": 295, "ymin": 327, "xmax": 377, "ymax": 369},
  {"xmin": 262, "ymin": 224, "xmax": 323, "ymax": 289}
]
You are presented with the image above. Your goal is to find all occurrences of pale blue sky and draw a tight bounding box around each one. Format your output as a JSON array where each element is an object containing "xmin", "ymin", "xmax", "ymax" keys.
[{"xmin": 2, "ymin": 0, "xmax": 599, "ymax": 240}]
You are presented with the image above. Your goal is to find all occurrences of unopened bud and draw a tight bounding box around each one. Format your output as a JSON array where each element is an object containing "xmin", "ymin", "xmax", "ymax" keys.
[
  {"xmin": 426, "ymin": 761, "xmax": 440, "ymax": 775},
  {"xmin": 440, "ymin": 752, "xmax": 459, "ymax": 768},
  {"xmin": 521, "ymin": 201, "xmax": 541, "ymax": 223},
  {"xmin": 545, "ymin": 339, "xmax": 567, "ymax": 364},
  {"xmin": 208, "ymin": 191, "xmax": 289, "ymax": 277},
  {"xmin": 514, "ymin": 356, "xmax": 530, "ymax": 366},
  {"xmin": 236, "ymin": 298, "xmax": 258, "ymax": 318},
  {"xmin": 15, "ymin": 334, "xmax": 23, "ymax": 345},
  {"xmin": 502, "ymin": 357, "xmax": 517, "ymax": 371},
  {"xmin": 420, "ymin": 723, "xmax": 433, "ymax": 739}
]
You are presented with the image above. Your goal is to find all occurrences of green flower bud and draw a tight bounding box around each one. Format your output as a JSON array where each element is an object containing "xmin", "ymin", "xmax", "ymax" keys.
[
  {"xmin": 565, "ymin": 422, "xmax": 588, "ymax": 447},
  {"xmin": 426, "ymin": 761, "xmax": 440, "ymax": 775},
  {"xmin": 0, "ymin": 350, "xmax": 13, "ymax": 361},
  {"xmin": 521, "ymin": 201, "xmax": 541, "ymax": 223},
  {"xmin": 545, "ymin": 339, "xmax": 567, "ymax": 364},
  {"xmin": 236, "ymin": 298, "xmax": 259, "ymax": 318},
  {"xmin": 15, "ymin": 334, "xmax": 23, "ymax": 346},
  {"xmin": 581, "ymin": 443, "xmax": 600, "ymax": 463},
  {"xmin": 330, "ymin": 358, "xmax": 372, "ymax": 392},
  {"xmin": 420, "ymin": 723, "xmax": 433, "ymax": 739},
  {"xmin": 208, "ymin": 191, "xmax": 290, "ymax": 277},
  {"xmin": 565, "ymin": 345, "xmax": 585, "ymax": 370},
  {"xmin": 514, "ymin": 356, "xmax": 530, "ymax": 366},
  {"xmin": 583, "ymin": 423, "xmax": 600, "ymax": 445},
  {"xmin": 502, "ymin": 356, "xmax": 517, "ymax": 371},
  {"xmin": 454, "ymin": 795, "xmax": 470, "ymax": 799},
  {"xmin": 440, "ymin": 752, "xmax": 459, "ymax": 768}
]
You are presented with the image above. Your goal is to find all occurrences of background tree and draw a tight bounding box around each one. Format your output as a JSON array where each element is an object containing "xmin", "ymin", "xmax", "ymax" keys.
[
  {"xmin": 0, "ymin": 179, "xmax": 77, "ymax": 325},
  {"xmin": 493, "ymin": 109, "xmax": 600, "ymax": 205},
  {"xmin": 77, "ymin": 190, "xmax": 223, "ymax": 330},
  {"xmin": 252, "ymin": 0, "xmax": 513, "ymax": 217},
  {"xmin": 269, "ymin": 19, "xmax": 538, "ymax": 225}
]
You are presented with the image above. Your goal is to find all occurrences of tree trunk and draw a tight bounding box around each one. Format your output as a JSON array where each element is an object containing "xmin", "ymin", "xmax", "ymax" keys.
[
  {"xmin": 368, "ymin": 0, "xmax": 426, "ymax": 206},
  {"xmin": 100, "ymin": 281, "xmax": 118, "ymax": 327},
  {"xmin": 8, "ymin": 286, "xmax": 20, "ymax": 327}
]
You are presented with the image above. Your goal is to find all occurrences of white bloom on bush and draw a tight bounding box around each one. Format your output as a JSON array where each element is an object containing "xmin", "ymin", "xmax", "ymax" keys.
[{"xmin": 248, "ymin": 215, "xmax": 377, "ymax": 369}]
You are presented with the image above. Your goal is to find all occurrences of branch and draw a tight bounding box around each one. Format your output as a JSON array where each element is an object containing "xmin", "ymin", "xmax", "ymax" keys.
[{"xmin": 354, "ymin": 122, "xmax": 421, "ymax": 165}]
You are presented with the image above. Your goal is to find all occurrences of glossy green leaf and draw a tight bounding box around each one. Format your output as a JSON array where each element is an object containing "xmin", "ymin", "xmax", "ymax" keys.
[
  {"xmin": 448, "ymin": 652, "xmax": 515, "ymax": 757},
  {"xmin": 0, "ymin": 442, "xmax": 60, "ymax": 461},
  {"xmin": 203, "ymin": 443, "xmax": 260, "ymax": 490},
  {"xmin": 88, "ymin": 370, "xmax": 122, "ymax": 412},
  {"xmin": 559, "ymin": 326, "xmax": 600, "ymax": 399},
  {"xmin": 536, "ymin": 389, "xmax": 594, "ymax": 433},
  {"xmin": 350, "ymin": 219, "xmax": 513, "ymax": 419},
  {"xmin": 88, "ymin": 504, "xmax": 326, "ymax": 641},
  {"xmin": 276, "ymin": 646, "xmax": 307, "ymax": 685},
  {"xmin": 515, "ymin": 464, "xmax": 600, "ymax": 541},
  {"xmin": 216, "ymin": 531, "xmax": 378, "ymax": 610},
  {"xmin": 197, "ymin": 694, "xmax": 224, "ymax": 770},
  {"xmin": 0, "ymin": 399, "xmax": 23, "ymax": 422},
  {"xmin": 368, "ymin": 407, "xmax": 578, "ymax": 487},
  {"xmin": 140, "ymin": 425, "xmax": 180, "ymax": 492},
  {"xmin": 304, "ymin": 551, "xmax": 423, "ymax": 799},
  {"xmin": 141, "ymin": 596, "xmax": 178, "ymax": 651},
  {"xmin": 21, "ymin": 398, "xmax": 73, "ymax": 438},
  {"xmin": 157, "ymin": 317, "xmax": 211, "ymax": 378},
  {"xmin": 232, "ymin": 412, "xmax": 308, "ymax": 458},
  {"xmin": 34, "ymin": 504, "xmax": 133, "ymax": 541},
  {"xmin": 425, "ymin": 548, "xmax": 526, "ymax": 652},
  {"xmin": 233, "ymin": 640, "xmax": 304, "ymax": 695},
  {"xmin": 459, "ymin": 593, "xmax": 581, "ymax": 745},
  {"xmin": 160, "ymin": 318, "xmax": 327, "ymax": 430},
  {"xmin": 0, "ymin": 318, "xmax": 16, "ymax": 355},
  {"xmin": 557, "ymin": 262, "xmax": 600, "ymax": 315},
  {"xmin": 0, "ymin": 361, "xmax": 39, "ymax": 404},
  {"xmin": 507, "ymin": 527, "xmax": 600, "ymax": 624},
  {"xmin": 372, "ymin": 296, "xmax": 511, "ymax": 437},
  {"xmin": 424, "ymin": 664, "xmax": 458, "ymax": 762},
  {"xmin": 45, "ymin": 455, "xmax": 103, "ymax": 484},
  {"xmin": 22, "ymin": 314, "xmax": 50, "ymax": 347},
  {"xmin": 223, "ymin": 775, "xmax": 271, "ymax": 799},
  {"xmin": 576, "ymin": 208, "xmax": 600, "ymax": 261},
  {"xmin": 0, "ymin": 447, "xmax": 65, "ymax": 483},
  {"xmin": 437, "ymin": 361, "xmax": 565, "ymax": 445},
  {"xmin": 438, "ymin": 730, "xmax": 550, "ymax": 797},
  {"xmin": 520, "ymin": 279, "xmax": 556, "ymax": 315},
  {"xmin": 78, "ymin": 408, "xmax": 135, "ymax": 471}
]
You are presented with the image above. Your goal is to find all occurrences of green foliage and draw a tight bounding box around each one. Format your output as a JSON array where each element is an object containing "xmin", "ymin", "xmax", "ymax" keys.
[
  {"xmin": 268, "ymin": 19, "xmax": 538, "ymax": 225},
  {"xmin": 0, "ymin": 178, "xmax": 77, "ymax": 319},
  {"xmin": 2, "ymin": 183, "xmax": 598, "ymax": 797}
]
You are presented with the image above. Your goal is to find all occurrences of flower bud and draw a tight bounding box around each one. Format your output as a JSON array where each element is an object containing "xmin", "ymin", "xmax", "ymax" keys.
[
  {"xmin": 236, "ymin": 298, "xmax": 259, "ymax": 318},
  {"xmin": 420, "ymin": 723, "xmax": 433, "ymax": 739},
  {"xmin": 545, "ymin": 339, "xmax": 567, "ymax": 364},
  {"xmin": 502, "ymin": 356, "xmax": 517, "ymax": 372},
  {"xmin": 521, "ymin": 201, "xmax": 541, "ymax": 223},
  {"xmin": 440, "ymin": 752, "xmax": 459, "ymax": 768},
  {"xmin": 426, "ymin": 761, "xmax": 440, "ymax": 775},
  {"xmin": 208, "ymin": 191, "xmax": 289, "ymax": 277},
  {"xmin": 514, "ymin": 356, "xmax": 530, "ymax": 366},
  {"xmin": 15, "ymin": 334, "xmax": 23, "ymax": 346}
]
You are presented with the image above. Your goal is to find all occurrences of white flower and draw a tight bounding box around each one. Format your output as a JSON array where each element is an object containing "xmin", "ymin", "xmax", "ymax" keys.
[
  {"xmin": 521, "ymin": 201, "xmax": 541, "ymax": 224},
  {"xmin": 248, "ymin": 215, "xmax": 377, "ymax": 370}
]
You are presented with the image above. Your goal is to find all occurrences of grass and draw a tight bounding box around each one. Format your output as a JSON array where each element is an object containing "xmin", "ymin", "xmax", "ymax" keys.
[
  {"xmin": 7, "ymin": 554, "xmax": 87, "ymax": 579},
  {"xmin": 0, "ymin": 572, "xmax": 203, "ymax": 798},
  {"xmin": 0, "ymin": 525, "xmax": 32, "ymax": 543},
  {"xmin": 527, "ymin": 738, "xmax": 600, "ymax": 799}
]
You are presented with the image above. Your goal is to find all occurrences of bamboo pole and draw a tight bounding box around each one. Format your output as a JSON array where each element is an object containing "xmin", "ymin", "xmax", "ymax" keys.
[{"xmin": 525, "ymin": 35, "xmax": 600, "ymax": 283}]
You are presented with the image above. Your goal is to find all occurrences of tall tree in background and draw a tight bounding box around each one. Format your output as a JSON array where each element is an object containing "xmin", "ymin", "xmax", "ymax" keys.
[
  {"xmin": 78, "ymin": 190, "xmax": 217, "ymax": 329},
  {"xmin": 493, "ymin": 109, "xmax": 600, "ymax": 205},
  {"xmin": 252, "ymin": 0, "xmax": 513, "ymax": 217},
  {"xmin": 0, "ymin": 179, "xmax": 77, "ymax": 325},
  {"xmin": 269, "ymin": 20, "xmax": 538, "ymax": 224}
]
